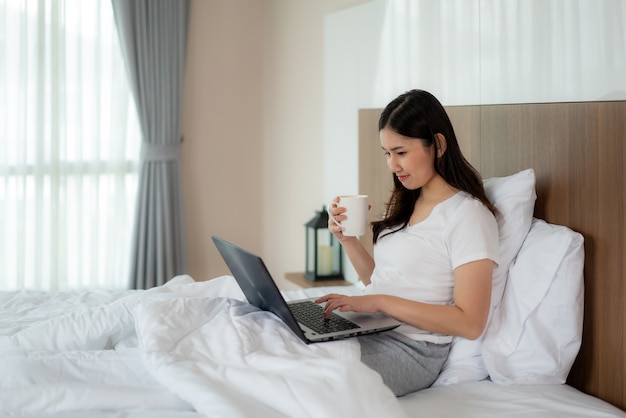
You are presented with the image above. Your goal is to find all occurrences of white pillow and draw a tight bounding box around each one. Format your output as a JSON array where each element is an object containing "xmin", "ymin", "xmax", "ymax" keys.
[
  {"xmin": 433, "ymin": 169, "xmax": 537, "ymax": 386},
  {"xmin": 482, "ymin": 218, "xmax": 584, "ymax": 384},
  {"xmin": 483, "ymin": 168, "xmax": 538, "ymax": 308}
]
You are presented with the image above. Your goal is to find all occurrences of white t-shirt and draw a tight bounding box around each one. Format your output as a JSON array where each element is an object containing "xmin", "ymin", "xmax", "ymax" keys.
[{"xmin": 364, "ymin": 192, "xmax": 499, "ymax": 343}]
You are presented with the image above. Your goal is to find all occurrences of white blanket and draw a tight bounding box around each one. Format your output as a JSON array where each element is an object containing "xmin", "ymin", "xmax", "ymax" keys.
[{"xmin": 0, "ymin": 276, "xmax": 406, "ymax": 418}]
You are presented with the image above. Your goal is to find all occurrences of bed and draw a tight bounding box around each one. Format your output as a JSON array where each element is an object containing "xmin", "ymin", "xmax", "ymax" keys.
[{"xmin": 2, "ymin": 100, "xmax": 626, "ymax": 417}]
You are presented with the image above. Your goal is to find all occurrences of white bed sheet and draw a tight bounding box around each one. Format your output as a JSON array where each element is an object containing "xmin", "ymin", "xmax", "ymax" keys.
[
  {"xmin": 1, "ymin": 277, "xmax": 624, "ymax": 418},
  {"xmin": 400, "ymin": 380, "xmax": 626, "ymax": 417}
]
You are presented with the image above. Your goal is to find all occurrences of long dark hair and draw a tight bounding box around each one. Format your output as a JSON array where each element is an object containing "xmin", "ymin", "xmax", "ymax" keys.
[{"xmin": 372, "ymin": 89, "xmax": 497, "ymax": 243}]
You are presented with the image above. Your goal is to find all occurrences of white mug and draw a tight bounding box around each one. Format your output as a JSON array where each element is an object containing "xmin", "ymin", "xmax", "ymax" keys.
[{"xmin": 328, "ymin": 195, "xmax": 368, "ymax": 237}]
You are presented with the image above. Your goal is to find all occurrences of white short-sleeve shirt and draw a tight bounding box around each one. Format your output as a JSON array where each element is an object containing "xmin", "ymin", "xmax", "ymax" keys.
[{"xmin": 364, "ymin": 192, "xmax": 499, "ymax": 343}]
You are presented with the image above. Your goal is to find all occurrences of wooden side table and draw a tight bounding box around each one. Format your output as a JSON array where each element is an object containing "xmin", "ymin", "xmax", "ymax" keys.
[{"xmin": 284, "ymin": 272, "xmax": 352, "ymax": 288}]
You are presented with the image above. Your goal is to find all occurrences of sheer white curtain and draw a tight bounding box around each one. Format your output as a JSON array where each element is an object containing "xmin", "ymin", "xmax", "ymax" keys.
[{"xmin": 0, "ymin": 0, "xmax": 141, "ymax": 290}]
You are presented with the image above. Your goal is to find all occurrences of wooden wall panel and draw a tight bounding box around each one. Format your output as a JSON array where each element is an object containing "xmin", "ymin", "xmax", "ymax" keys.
[
  {"xmin": 358, "ymin": 101, "xmax": 626, "ymax": 411},
  {"xmin": 445, "ymin": 106, "xmax": 482, "ymax": 167}
]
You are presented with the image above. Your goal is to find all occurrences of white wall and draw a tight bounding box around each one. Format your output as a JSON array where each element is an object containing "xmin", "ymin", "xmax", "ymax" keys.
[
  {"xmin": 182, "ymin": 0, "xmax": 265, "ymax": 283},
  {"xmin": 324, "ymin": 0, "xmax": 626, "ymax": 280},
  {"xmin": 182, "ymin": 0, "xmax": 372, "ymax": 288}
]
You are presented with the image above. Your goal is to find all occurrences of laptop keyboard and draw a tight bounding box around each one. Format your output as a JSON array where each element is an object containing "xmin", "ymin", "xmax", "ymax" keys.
[{"xmin": 289, "ymin": 301, "xmax": 359, "ymax": 334}]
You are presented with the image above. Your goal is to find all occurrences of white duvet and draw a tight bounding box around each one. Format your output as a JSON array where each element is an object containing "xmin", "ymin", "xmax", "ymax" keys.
[{"xmin": 0, "ymin": 276, "xmax": 406, "ymax": 418}]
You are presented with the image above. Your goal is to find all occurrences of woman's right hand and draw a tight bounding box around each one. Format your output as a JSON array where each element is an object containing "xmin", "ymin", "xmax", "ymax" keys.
[
  {"xmin": 328, "ymin": 196, "xmax": 350, "ymax": 242},
  {"xmin": 328, "ymin": 196, "xmax": 371, "ymax": 243},
  {"xmin": 327, "ymin": 196, "xmax": 375, "ymax": 284}
]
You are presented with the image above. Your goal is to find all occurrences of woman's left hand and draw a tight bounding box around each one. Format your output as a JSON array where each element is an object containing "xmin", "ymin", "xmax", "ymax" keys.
[{"xmin": 315, "ymin": 293, "xmax": 382, "ymax": 320}]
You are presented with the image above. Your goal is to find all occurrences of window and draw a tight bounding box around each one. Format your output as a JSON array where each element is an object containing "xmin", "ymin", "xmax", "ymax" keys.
[{"xmin": 0, "ymin": 0, "xmax": 141, "ymax": 290}]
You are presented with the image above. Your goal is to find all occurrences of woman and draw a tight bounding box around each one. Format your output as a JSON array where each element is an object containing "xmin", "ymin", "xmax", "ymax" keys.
[{"xmin": 316, "ymin": 89, "xmax": 499, "ymax": 396}]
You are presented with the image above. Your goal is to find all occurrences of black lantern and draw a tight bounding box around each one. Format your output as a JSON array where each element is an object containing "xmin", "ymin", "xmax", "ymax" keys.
[{"xmin": 304, "ymin": 206, "xmax": 343, "ymax": 281}]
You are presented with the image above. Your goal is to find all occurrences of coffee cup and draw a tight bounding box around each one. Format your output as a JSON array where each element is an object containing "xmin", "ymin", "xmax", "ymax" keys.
[{"xmin": 328, "ymin": 195, "xmax": 368, "ymax": 237}]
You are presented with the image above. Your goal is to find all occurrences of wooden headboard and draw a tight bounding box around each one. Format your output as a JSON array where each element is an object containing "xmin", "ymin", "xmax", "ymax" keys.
[{"xmin": 358, "ymin": 101, "xmax": 626, "ymax": 411}]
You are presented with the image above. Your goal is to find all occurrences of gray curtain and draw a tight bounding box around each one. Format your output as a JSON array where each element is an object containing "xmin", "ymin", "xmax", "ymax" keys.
[{"xmin": 111, "ymin": 0, "xmax": 189, "ymax": 289}]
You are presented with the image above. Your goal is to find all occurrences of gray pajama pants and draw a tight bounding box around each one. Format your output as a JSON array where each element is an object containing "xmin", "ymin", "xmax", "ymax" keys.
[{"xmin": 358, "ymin": 331, "xmax": 451, "ymax": 397}]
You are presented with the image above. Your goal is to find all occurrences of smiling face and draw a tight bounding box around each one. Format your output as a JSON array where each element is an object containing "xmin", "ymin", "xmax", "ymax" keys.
[{"xmin": 380, "ymin": 127, "xmax": 438, "ymax": 191}]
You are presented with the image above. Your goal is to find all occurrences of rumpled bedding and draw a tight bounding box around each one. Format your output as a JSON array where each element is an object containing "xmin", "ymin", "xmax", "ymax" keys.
[{"xmin": 0, "ymin": 275, "xmax": 406, "ymax": 418}]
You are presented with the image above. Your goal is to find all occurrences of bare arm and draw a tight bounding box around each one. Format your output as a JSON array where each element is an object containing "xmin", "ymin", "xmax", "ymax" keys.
[
  {"xmin": 316, "ymin": 259, "xmax": 494, "ymax": 340},
  {"xmin": 337, "ymin": 237, "xmax": 374, "ymax": 285}
]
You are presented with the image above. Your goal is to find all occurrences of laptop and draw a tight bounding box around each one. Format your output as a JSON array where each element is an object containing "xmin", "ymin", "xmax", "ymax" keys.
[{"xmin": 211, "ymin": 235, "xmax": 401, "ymax": 344}]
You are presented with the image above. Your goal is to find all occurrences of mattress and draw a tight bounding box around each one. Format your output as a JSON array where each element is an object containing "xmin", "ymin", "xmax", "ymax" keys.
[{"xmin": 400, "ymin": 380, "xmax": 626, "ymax": 417}]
